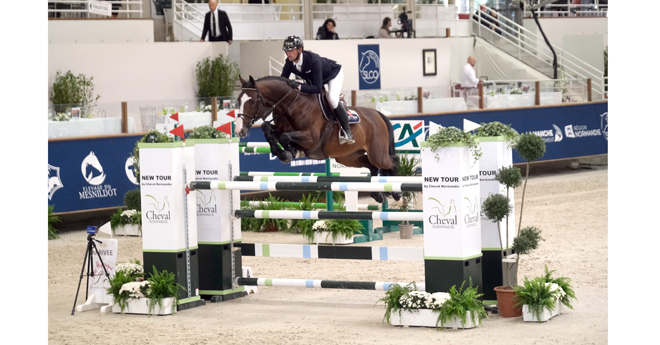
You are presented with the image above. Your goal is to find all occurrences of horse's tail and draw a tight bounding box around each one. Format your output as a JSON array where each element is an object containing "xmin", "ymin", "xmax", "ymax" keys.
[{"xmin": 376, "ymin": 110, "xmax": 399, "ymax": 175}]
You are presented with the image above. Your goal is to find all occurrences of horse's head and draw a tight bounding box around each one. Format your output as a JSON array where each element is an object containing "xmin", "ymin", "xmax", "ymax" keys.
[{"xmin": 235, "ymin": 75, "xmax": 266, "ymax": 138}]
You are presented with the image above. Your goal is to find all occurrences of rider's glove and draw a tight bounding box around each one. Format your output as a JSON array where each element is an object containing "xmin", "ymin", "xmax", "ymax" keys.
[{"xmin": 287, "ymin": 79, "xmax": 301, "ymax": 89}]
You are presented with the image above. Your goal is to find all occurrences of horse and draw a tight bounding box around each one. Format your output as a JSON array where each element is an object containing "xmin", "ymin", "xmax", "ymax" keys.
[{"xmin": 234, "ymin": 75, "xmax": 400, "ymax": 203}]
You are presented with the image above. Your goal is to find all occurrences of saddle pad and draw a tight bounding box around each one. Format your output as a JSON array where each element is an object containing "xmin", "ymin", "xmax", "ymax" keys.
[{"xmin": 347, "ymin": 109, "xmax": 361, "ymax": 124}]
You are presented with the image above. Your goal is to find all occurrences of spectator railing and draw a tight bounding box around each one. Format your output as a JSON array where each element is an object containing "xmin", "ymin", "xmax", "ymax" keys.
[
  {"xmin": 47, "ymin": 0, "xmax": 143, "ymax": 18},
  {"xmin": 473, "ymin": 3, "xmax": 604, "ymax": 100},
  {"xmin": 311, "ymin": 2, "xmax": 407, "ymax": 39},
  {"xmin": 524, "ymin": 2, "xmax": 608, "ymax": 18},
  {"xmin": 414, "ymin": 3, "xmax": 459, "ymax": 38}
]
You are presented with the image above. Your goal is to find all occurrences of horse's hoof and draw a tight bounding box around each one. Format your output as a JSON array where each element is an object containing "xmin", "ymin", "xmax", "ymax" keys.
[
  {"xmin": 279, "ymin": 151, "xmax": 293, "ymax": 164},
  {"xmin": 370, "ymin": 192, "xmax": 384, "ymax": 204},
  {"xmin": 391, "ymin": 192, "xmax": 402, "ymax": 201}
]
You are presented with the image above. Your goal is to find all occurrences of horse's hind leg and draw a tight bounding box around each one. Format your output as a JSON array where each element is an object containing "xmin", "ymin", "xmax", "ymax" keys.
[{"xmin": 335, "ymin": 152, "xmax": 386, "ymax": 204}]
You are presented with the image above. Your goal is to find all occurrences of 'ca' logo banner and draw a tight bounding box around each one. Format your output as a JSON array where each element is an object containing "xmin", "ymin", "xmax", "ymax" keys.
[{"xmin": 358, "ymin": 44, "xmax": 380, "ymax": 90}]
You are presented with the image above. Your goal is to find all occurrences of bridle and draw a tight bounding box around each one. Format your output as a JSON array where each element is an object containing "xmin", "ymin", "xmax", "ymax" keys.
[{"xmin": 237, "ymin": 81, "xmax": 298, "ymax": 128}]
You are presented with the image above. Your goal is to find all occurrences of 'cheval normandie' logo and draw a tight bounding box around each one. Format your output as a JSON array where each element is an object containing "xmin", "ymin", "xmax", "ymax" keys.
[{"xmin": 145, "ymin": 194, "xmax": 170, "ymax": 223}]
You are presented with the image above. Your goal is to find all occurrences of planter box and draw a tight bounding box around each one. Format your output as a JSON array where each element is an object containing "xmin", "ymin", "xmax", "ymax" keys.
[
  {"xmin": 313, "ymin": 231, "xmax": 354, "ymax": 245},
  {"xmin": 390, "ymin": 309, "xmax": 478, "ymax": 329},
  {"xmin": 522, "ymin": 303, "xmax": 560, "ymax": 322},
  {"xmin": 111, "ymin": 297, "xmax": 175, "ymax": 316},
  {"xmin": 112, "ymin": 224, "xmax": 141, "ymax": 237}
]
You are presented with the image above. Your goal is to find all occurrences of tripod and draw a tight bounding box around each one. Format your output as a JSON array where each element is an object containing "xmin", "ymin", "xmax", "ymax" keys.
[{"xmin": 71, "ymin": 233, "xmax": 111, "ymax": 315}]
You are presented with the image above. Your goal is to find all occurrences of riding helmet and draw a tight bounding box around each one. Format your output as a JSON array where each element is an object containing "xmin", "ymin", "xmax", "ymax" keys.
[{"xmin": 282, "ymin": 35, "xmax": 304, "ymax": 51}]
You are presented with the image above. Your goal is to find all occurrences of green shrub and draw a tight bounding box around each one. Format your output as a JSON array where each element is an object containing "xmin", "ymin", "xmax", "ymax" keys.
[
  {"xmin": 124, "ymin": 188, "xmax": 141, "ymax": 211},
  {"xmin": 49, "ymin": 70, "xmax": 100, "ymax": 113},
  {"xmin": 195, "ymin": 55, "xmax": 240, "ymax": 98}
]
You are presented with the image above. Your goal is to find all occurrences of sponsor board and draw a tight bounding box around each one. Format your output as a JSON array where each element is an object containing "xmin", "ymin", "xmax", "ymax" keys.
[
  {"xmin": 88, "ymin": 239, "xmax": 118, "ymax": 304},
  {"xmin": 358, "ymin": 44, "xmax": 381, "ymax": 90},
  {"xmin": 392, "ymin": 120, "xmax": 424, "ymax": 150}
]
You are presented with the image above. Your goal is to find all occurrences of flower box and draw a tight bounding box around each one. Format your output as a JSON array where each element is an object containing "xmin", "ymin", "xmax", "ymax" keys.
[
  {"xmin": 390, "ymin": 309, "xmax": 478, "ymax": 329},
  {"xmin": 522, "ymin": 300, "xmax": 561, "ymax": 322},
  {"xmin": 111, "ymin": 297, "xmax": 175, "ymax": 316},
  {"xmin": 113, "ymin": 224, "xmax": 142, "ymax": 237},
  {"xmin": 313, "ymin": 231, "xmax": 354, "ymax": 244}
]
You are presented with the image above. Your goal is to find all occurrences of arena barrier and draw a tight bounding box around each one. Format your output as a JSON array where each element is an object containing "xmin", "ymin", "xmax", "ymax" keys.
[{"xmin": 187, "ymin": 181, "xmax": 422, "ymax": 193}]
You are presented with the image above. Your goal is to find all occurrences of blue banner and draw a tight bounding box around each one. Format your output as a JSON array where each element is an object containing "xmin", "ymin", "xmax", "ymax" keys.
[
  {"xmin": 48, "ymin": 102, "xmax": 607, "ymax": 212},
  {"xmin": 358, "ymin": 44, "xmax": 381, "ymax": 90},
  {"xmin": 48, "ymin": 135, "xmax": 143, "ymax": 213}
]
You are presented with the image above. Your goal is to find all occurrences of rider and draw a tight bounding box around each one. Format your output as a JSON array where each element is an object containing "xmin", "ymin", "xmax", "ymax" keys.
[{"xmin": 280, "ymin": 35, "xmax": 355, "ymax": 145}]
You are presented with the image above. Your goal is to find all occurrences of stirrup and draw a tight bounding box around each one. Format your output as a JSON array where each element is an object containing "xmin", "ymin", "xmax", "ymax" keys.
[{"xmin": 339, "ymin": 128, "xmax": 355, "ymax": 145}]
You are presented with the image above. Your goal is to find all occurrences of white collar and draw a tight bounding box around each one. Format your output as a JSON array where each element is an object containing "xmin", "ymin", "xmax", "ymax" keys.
[{"xmin": 295, "ymin": 51, "xmax": 304, "ymax": 69}]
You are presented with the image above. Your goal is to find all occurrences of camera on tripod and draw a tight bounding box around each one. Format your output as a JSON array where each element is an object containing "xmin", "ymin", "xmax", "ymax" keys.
[{"xmin": 397, "ymin": 6, "xmax": 414, "ymax": 38}]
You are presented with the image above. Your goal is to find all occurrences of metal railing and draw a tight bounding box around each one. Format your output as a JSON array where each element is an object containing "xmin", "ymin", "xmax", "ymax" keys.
[
  {"xmin": 524, "ymin": 2, "xmax": 608, "ymax": 18},
  {"xmin": 414, "ymin": 3, "xmax": 459, "ymax": 38},
  {"xmin": 472, "ymin": 3, "xmax": 604, "ymax": 99},
  {"xmin": 311, "ymin": 3, "xmax": 406, "ymax": 39},
  {"xmin": 269, "ymin": 56, "xmax": 284, "ymax": 76},
  {"xmin": 172, "ymin": 0, "xmax": 303, "ymax": 41},
  {"xmin": 47, "ymin": 0, "xmax": 143, "ymax": 18}
]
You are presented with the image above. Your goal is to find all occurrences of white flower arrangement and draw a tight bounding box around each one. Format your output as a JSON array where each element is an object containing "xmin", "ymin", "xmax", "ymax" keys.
[
  {"xmin": 312, "ymin": 220, "xmax": 328, "ymax": 232},
  {"xmin": 111, "ymin": 207, "xmax": 142, "ymax": 230},
  {"xmin": 119, "ymin": 281, "xmax": 151, "ymax": 299},
  {"xmin": 50, "ymin": 112, "xmax": 71, "ymax": 121},
  {"xmin": 399, "ymin": 291, "xmax": 451, "ymax": 310},
  {"xmin": 116, "ymin": 262, "xmax": 144, "ymax": 277},
  {"xmin": 545, "ymin": 282, "xmax": 566, "ymax": 299}
]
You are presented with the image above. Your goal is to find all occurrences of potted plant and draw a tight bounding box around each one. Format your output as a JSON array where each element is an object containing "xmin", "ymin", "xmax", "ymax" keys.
[
  {"xmin": 308, "ymin": 218, "xmax": 363, "ymax": 245},
  {"xmin": 48, "ymin": 204, "xmax": 60, "ymax": 240},
  {"xmin": 395, "ymin": 153, "xmax": 421, "ymax": 239},
  {"xmin": 49, "ymin": 70, "xmax": 100, "ymax": 115},
  {"xmin": 476, "ymin": 121, "xmax": 519, "ymax": 148},
  {"xmin": 515, "ymin": 133, "xmax": 546, "ymax": 235},
  {"xmin": 187, "ymin": 125, "xmax": 228, "ymax": 139},
  {"xmin": 377, "ymin": 279, "xmax": 487, "ymax": 329},
  {"xmin": 513, "ymin": 266, "xmax": 577, "ymax": 322},
  {"xmin": 110, "ymin": 207, "xmax": 142, "ymax": 236},
  {"xmin": 108, "ymin": 263, "xmax": 185, "ymax": 317},
  {"xmin": 124, "ymin": 188, "xmax": 141, "ymax": 211},
  {"xmin": 245, "ymin": 194, "xmax": 290, "ymax": 232},
  {"xmin": 289, "ymin": 193, "xmax": 322, "ymax": 235},
  {"xmin": 425, "ymin": 126, "xmax": 482, "ymax": 165},
  {"xmin": 195, "ymin": 55, "xmax": 240, "ymax": 99},
  {"xmin": 482, "ymin": 191, "xmax": 543, "ymax": 317}
]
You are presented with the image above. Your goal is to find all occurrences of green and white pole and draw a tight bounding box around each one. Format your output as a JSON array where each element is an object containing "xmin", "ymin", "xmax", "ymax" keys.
[
  {"xmin": 139, "ymin": 142, "xmax": 203, "ymax": 310},
  {"xmin": 421, "ymin": 141, "xmax": 483, "ymax": 294}
]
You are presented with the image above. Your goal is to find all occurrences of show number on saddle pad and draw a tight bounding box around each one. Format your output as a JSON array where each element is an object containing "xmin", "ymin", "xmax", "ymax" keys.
[
  {"xmin": 347, "ymin": 109, "xmax": 360, "ymax": 124},
  {"xmin": 392, "ymin": 120, "xmax": 425, "ymax": 150}
]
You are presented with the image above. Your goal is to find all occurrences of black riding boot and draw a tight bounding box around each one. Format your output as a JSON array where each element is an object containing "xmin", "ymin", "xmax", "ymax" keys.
[{"xmin": 334, "ymin": 103, "xmax": 355, "ymax": 145}]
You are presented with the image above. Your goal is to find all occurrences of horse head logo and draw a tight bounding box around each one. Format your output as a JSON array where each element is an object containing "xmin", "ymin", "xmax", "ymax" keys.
[
  {"xmin": 196, "ymin": 190, "xmax": 216, "ymax": 206},
  {"xmin": 125, "ymin": 156, "xmax": 138, "ymax": 185},
  {"xmin": 600, "ymin": 112, "xmax": 608, "ymax": 140},
  {"xmin": 552, "ymin": 124, "xmax": 563, "ymax": 142},
  {"xmin": 359, "ymin": 50, "xmax": 380, "ymax": 85},
  {"xmin": 81, "ymin": 151, "xmax": 106, "ymax": 185},
  {"xmin": 48, "ymin": 164, "xmax": 63, "ymax": 200},
  {"xmin": 464, "ymin": 197, "xmax": 478, "ymax": 215},
  {"xmin": 145, "ymin": 194, "xmax": 169, "ymax": 211},
  {"xmin": 429, "ymin": 197, "xmax": 456, "ymax": 217}
]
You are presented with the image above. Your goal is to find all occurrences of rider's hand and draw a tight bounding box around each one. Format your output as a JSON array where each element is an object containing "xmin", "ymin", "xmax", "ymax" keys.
[{"xmin": 287, "ymin": 79, "xmax": 300, "ymax": 90}]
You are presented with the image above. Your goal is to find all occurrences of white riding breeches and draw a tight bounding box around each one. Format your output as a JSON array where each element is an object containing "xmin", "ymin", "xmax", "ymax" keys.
[{"xmin": 326, "ymin": 68, "xmax": 344, "ymax": 109}]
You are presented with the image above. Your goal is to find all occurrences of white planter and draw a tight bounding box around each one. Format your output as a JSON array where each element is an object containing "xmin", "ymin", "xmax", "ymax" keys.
[
  {"xmin": 390, "ymin": 309, "xmax": 478, "ymax": 329},
  {"xmin": 113, "ymin": 224, "xmax": 142, "ymax": 237},
  {"xmin": 313, "ymin": 231, "xmax": 354, "ymax": 244},
  {"xmin": 522, "ymin": 303, "xmax": 560, "ymax": 322},
  {"xmin": 112, "ymin": 297, "xmax": 175, "ymax": 316}
]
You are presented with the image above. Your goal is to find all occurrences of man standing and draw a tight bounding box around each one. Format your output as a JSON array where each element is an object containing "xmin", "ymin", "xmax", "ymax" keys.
[
  {"xmin": 200, "ymin": 0, "xmax": 233, "ymax": 45},
  {"xmin": 461, "ymin": 56, "xmax": 482, "ymax": 90},
  {"xmin": 280, "ymin": 35, "xmax": 354, "ymax": 144}
]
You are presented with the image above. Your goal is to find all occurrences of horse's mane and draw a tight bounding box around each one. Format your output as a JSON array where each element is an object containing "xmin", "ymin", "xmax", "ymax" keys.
[{"xmin": 256, "ymin": 76, "xmax": 288, "ymax": 83}]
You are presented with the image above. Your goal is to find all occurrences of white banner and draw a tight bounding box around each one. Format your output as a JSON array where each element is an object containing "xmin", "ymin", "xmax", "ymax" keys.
[
  {"xmin": 422, "ymin": 145, "xmax": 481, "ymax": 259},
  {"xmin": 194, "ymin": 140, "xmax": 241, "ymax": 243},
  {"xmin": 88, "ymin": 1, "xmax": 112, "ymax": 17},
  {"xmin": 478, "ymin": 139, "xmax": 516, "ymax": 250},
  {"xmin": 139, "ymin": 143, "xmax": 197, "ymax": 251},
  {"xmin": 328, "ymin": 158, "xmax": 370, "ymax": 175},
  {"xmin": 89, "ymin": 238, "xmax": 118, "ymax": 304}
]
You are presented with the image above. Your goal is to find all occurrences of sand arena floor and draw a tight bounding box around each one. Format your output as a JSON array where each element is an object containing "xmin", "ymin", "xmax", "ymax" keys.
[{"xmin": 48, "ymin": 168, "xmax": 607, "ymax": 345}]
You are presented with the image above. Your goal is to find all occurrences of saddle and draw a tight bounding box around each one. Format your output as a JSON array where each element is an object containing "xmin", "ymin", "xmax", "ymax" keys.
[{"xmin": 304, "ymin": 90, "xmax": 360, "ymax": 160}]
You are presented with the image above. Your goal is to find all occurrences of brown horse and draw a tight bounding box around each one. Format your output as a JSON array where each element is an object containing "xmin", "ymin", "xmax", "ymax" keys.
[{"xmin": 234, "ymin": 75, "xmax": 400, "ymax": 203}]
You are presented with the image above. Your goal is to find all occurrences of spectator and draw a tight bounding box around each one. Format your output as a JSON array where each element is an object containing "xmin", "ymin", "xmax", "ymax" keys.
[
  {"xmin": 105, "ymin": 0, "xmax": 121, "ymax": 18},
  {"xmin": 461, "ymin": 56, "xmax": 482, "ymax": 90},
  {"xmin": 474, "ymin": 4, "xmax": 500, "ymax": 34},
  {"xmin": 316, "ymin": 18, "xmax": 339, "ymax": 40},
  {"xmin": 280, "ymin": 36, "xmax": 353, "ymax": 144},
  {"xmin": 200, "ymin": 0, "xmax": 233, "ymax": 45},
  {"xmin": 378, "ymin": 17, "xmax": 392, "ymax": 38}
]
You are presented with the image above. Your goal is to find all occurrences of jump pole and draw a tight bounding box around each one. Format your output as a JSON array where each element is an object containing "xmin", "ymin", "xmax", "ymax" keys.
[
  {"xmin": 187, "ymin": 181, "xmax": 422, "ymax": 193},
  {"xmin": 236, "ymin": 278, "xmax": 426, "ymax": 291}
]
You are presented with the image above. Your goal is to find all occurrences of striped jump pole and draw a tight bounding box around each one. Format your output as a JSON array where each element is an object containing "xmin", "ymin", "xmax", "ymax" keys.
[
  {"xmin": 188, "ymin": 181, "xmax": 422, "ymax": 193},
  {"xmin": 234, "ymin": 210, "xmax": 423, "ymax": 221},
  {"xmin": 237, "ymin": 278, "xmax": 426, "ymax": 291},
  {"xmin": 239, "ymin": 172, "xmax": 368, "ymax": 177},
  {"xmin": 245, "ymin": 201, "xmax": 379, "ymax": 211},
  {"xmin": 234, "ymin": 175, "xmax": 423, "ymax": 183}
]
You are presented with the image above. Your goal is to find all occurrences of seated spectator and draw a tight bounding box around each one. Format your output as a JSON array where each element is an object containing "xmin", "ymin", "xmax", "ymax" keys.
[
  {"xmin": 316, "ymin": 18, "xmax": 339, "ymax": 40},
  {"xmin": 378, "ymin": 17, "xmax": 392, "ymax": 38}
]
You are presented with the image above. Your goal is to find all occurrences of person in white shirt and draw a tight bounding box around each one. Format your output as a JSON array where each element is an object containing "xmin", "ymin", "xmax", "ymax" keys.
[{"xmin": 461, "ymin": 56, "xmax": 482, "ymax": 89}]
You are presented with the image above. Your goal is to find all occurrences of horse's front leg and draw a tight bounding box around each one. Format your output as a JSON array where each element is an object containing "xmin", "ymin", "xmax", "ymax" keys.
[
  {"xmin": 261, "ymin": 122, "xmax": 292, "ymax": 164},
  {"xmin": 285, "ymin": 130, "xmax": 315, "ymax": 151}
]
